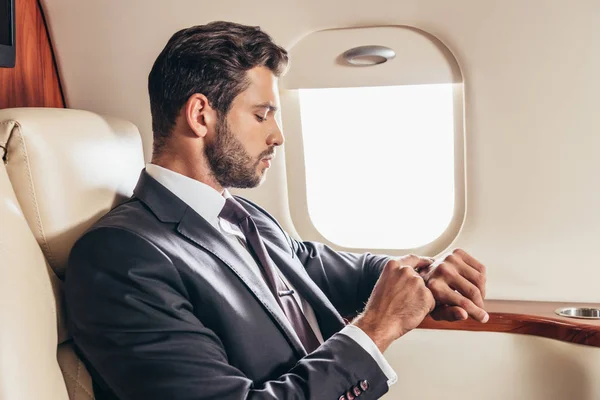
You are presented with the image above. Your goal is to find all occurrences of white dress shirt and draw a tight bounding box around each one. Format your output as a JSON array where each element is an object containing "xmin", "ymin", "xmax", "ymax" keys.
[{"xmin": 145, "ymin": 163, "xmax": 397, "ymax": 386}]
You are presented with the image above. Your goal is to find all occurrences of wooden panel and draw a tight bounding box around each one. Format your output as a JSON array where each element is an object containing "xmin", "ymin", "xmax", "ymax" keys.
[
  {"xmin": 419, "ymin": 300, "xmax": 600, "ymax": 347},
  {"xmin": 0, "ymin": 0, "xmax": 64, "ymax": 109}
]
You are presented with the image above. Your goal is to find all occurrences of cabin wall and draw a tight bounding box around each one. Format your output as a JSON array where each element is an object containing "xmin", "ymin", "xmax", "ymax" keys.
[
  {"xmin": 386, "ymin": 329, "xmax": 600, "ymax": 400},
  {"xmin": 0, "ymin": 0, "xmax": 64, "ymax": 109}
]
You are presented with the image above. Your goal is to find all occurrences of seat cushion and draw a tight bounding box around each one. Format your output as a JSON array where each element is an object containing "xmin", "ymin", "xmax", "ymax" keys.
[
  {"xmin": 0, "ymin": 163, "xmax": 71, "ymax": 399},
  {"xmin": 0, "ymin": 107, "xmax": 145, "ymax": 400}
]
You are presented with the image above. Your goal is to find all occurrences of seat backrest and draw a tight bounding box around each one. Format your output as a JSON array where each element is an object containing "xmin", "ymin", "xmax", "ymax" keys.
[{"xmin": 0, "ymin": 108, "xmax": 145, "ymax": 400}]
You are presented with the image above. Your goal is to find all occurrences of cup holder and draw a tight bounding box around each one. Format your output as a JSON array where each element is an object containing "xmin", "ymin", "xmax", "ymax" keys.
[{"xmin": 555, "ymin": 307, "xmax": 600, "ymax": 320}]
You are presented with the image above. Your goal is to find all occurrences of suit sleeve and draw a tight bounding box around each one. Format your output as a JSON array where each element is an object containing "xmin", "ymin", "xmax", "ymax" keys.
[
  {"xmin": 234, "ymin": 196, "xmax": 391, "ymax": 319},
  {"xmin": 65, "ymin": 227, "xmax": 389, "ymax": 400},
  {"xmin": 290, "ymin": 238, "xmax": 391, "ymax": 319}
]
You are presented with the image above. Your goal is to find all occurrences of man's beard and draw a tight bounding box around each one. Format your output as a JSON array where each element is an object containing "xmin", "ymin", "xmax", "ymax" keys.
[{"xmin": 205, "ymin": 115, "xmax": 273, "ymax": 189}]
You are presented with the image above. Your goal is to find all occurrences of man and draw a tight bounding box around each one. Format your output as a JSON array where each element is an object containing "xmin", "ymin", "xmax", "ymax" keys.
[{"xmin": 65, "ymin": 21, "xmax": 488, "ymax": 400}]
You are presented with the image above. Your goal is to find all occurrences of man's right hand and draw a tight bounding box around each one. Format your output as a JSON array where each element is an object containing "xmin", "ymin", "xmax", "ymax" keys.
[{"xmin": 352, "ymin": 256, "xmax": 435, "ymax": 353}]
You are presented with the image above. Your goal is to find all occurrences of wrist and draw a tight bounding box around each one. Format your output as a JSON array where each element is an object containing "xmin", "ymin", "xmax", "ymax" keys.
[{"xmin": 352, "ymin": 314, "xmax": 395, "ymax": 353}]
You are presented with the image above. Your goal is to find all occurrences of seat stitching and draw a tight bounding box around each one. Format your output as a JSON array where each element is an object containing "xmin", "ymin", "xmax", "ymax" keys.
[
  {"xmin": 76, "ymin": 359, "xmax": 94, "ymax": 399},
  {"xmin": 14, "ymin": 124, "xmax": 57, "ymax": 269},
  {"xmin": 46, "ymin": 261, "xmax": 64, "ymax": 342},
  {"xmin": 73, "ymin": 359, "xmax": 80, "ymax": 399},
  {"xmin": 11, "ymin": 123, "xmax": 60, "ymax": 329},
  {"xmin": 62, "ymin": 369, "xmax": 94, "ymax": 399}
]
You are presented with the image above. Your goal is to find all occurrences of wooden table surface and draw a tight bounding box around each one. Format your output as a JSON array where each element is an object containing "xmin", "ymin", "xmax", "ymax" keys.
[{"xmin": 418, "ymin": 300, "xmax": 600, "ymax": 347}]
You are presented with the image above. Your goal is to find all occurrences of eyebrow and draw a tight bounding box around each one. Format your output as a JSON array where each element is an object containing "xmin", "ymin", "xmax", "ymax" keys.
[{"xmin": 253, "ymin": 103, "xmax": 278, "ymax": 113}]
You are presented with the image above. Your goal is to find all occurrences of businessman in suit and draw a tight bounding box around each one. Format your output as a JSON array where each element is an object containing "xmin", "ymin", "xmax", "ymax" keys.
[{"xmin": 65, "ymin": 21, "xmax": 488, "ymax": 400}]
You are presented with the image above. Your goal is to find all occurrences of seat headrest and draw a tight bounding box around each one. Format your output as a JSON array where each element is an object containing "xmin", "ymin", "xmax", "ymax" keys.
[{"xmin": 0, "ymin": 108, "xmax": 145, "ymax": 278}]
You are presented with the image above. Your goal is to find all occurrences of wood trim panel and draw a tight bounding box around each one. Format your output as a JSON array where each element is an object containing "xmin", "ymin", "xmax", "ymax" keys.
[
  {"xmin": 0, "ymin": 0, "xmax": 65, "ymax": 109},
  {"xmin": 418, "ymin": 300, "xmax": 600, "ymax": 347}
]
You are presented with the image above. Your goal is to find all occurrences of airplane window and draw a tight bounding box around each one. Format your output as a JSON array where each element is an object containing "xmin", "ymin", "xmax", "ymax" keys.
[{"xmin": 298, "ymin": 83, "xmax": 455, "ymax": 249}]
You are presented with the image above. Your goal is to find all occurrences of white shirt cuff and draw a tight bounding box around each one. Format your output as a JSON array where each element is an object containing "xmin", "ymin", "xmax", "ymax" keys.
[{"xmin": 339, "ymin": 324, "xmax": 398, "ymax": 387}]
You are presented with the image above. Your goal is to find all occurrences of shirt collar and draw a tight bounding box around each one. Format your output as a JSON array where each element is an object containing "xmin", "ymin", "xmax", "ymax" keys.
[{"xmin": 145, "ymin": 163, "xmax": 230, "ymax": 229}]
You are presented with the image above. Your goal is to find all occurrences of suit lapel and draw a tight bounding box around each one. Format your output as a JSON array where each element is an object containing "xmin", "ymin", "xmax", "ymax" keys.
[
  {"xmin": 233, "ymin": 196, "xmax": 346, "ymax": 340},
  {"xmin": 133, "ymin": 170, "xmax": 307, "ymax": 358},
  {"xmin": 134, "ymin": 169, "xmax": 344, "ymax": 353},
  {"xmin": 265, "ymin": 242, "xmax": 346, "ymax": 340},
  {"xmin": 176, "ymin": 207, "xmax": 308, "ymax": 357}
]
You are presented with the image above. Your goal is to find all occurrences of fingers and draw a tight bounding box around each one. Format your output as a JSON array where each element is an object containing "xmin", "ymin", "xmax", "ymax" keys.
[
  {"xmin": 398, "ymin": 265, "xmax": 436, "ymax": 314},
  {"xmin": 429, "ymin": 260, "xmax": 485, "ymax": 309},
  {"xmin": 424, "ymin": 287, "xmax": 436, "ymax": 314},
  {"xmin": 448, "ymin": 266, "xmax": 485, "ymax": 309},
  {"xmin": 429, "ymin": 282, "xmax": 489, "ymax": 323},
  {"xmin": 454, "ymin": 248, "xmax": 486, "ymax": 275},
  {"xmin": 453, "ymin": 257, "xmax": 487, "ymax": 300},
  {"xmin": 436, "ymin": 250, "xmax": 487, "ymax": 300},
  {"xmin": 450, "ymin": 279, "xmax": 484, "ymax": 310},
  {"xmin": 430, "ymin": 305, "xmax": 468, "ymax": 322},
  {"xmin": 395, "ymin": 254, "xmax": 434, "ymax": 269},
  {"xmin": 414, "ymin": 256, "xmax": 435, "ymax": 269},
  {"xmin": 452, "ymin": 249, "xmax": 487, "ymax": 299}
]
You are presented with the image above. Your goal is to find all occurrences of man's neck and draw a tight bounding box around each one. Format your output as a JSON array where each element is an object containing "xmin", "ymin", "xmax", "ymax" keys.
[{"xmin": 151, "ymin": 155, "xmax": 225, "ymax": 195}]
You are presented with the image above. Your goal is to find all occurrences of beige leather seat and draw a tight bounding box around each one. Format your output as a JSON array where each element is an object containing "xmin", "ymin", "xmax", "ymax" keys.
[{"xmin": 0, "ymin": 108, "xmax": 145, "ymax": 400}]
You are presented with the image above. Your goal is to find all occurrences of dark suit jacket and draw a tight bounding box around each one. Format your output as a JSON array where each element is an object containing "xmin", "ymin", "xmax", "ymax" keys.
[{"xmin": 65, "ymin": 170, "xmax": 391, "ymax": 400}]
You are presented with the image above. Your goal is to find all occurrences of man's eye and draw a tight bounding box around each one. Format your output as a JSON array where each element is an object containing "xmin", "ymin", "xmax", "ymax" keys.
[{"xmin": 255, "ymin": 115, "xmax": 266, "ymax": 122}]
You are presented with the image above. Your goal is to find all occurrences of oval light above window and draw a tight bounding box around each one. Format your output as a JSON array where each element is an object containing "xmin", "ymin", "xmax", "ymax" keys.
[{"xmin": 342, "ymin": 45, "xmax": 396, "ymax": 66}]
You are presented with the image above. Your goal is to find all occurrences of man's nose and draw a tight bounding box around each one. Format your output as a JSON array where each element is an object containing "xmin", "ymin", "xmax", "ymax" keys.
[{"xmin": 267, "ymin": 119, "xmax": 284, "ymax": 147}]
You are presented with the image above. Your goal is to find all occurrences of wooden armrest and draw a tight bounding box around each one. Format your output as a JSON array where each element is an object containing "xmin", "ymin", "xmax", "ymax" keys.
[{"xmin": 418, "ymin": 300, "xmax": 600, "ymax": 347}]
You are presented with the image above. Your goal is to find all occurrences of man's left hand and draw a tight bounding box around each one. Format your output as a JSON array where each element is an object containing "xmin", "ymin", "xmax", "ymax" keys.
[{"xmin": 417, "ymin": 249, "xmax": 488, "ymax": 323}]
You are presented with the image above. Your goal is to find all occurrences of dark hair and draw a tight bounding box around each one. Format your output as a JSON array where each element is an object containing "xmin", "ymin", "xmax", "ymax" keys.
[{"xmin": 148, "ymin": 21, "xmax": 289, "ymax": 156}]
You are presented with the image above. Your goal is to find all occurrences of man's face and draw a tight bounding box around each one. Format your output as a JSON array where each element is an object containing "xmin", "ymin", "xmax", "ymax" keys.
[{"xmin": 204, "ymin": 66, "xmax": 284, "ymax": 189}]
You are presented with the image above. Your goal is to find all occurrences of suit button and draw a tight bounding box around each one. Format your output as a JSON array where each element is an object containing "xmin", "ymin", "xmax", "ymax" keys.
[
  {"xmin": 353, "ymin": 386, "xmax": 362, "ymax": 396},
  {"xmin": 346, "ymin": 390, "xmax": 355, "ymax": 400},
  {"xmin": 338, "ymin": 396, "xmax": 347, "ymax": 400},
  {"xmin": 359, "ymin": 380, "xmax": 369, "ymax": 391}
]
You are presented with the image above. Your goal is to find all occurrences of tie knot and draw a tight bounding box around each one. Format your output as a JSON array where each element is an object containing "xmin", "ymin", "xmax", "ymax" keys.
[{"xmin": 219, "ymin": 197, "xmax": 250, "ymax": 225}]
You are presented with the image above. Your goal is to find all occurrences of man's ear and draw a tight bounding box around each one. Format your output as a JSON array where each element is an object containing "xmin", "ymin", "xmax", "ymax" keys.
[{"xmin": 185, "ymin": 94, "xmax": 217, "ymax": 138}]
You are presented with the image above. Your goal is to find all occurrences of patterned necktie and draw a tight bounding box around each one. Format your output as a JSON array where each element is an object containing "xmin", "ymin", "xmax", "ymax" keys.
[{"xmin": 219, "ymin": 197, "xmax": 321, "ymax": 353}]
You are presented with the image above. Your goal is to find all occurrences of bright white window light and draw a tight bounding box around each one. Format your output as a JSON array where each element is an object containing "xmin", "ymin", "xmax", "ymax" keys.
[{"xmin": 298, "ymin": 84, "xmax": 455, "ymax": 249}]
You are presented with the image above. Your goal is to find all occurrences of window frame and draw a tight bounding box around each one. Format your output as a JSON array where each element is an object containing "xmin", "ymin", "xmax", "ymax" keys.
[{"xmin": 279, "ymin": 83, "xmax": 466, "ymax": 257}]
